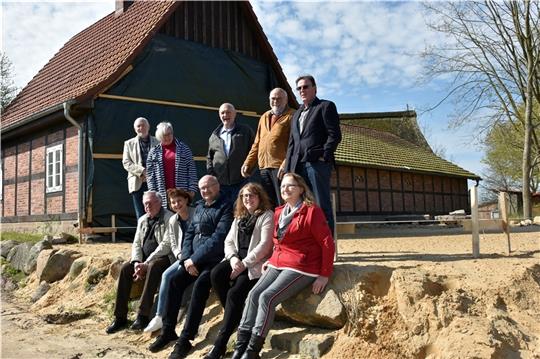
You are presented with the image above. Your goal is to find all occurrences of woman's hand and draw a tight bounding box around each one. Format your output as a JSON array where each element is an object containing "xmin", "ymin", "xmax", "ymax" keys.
[
  {"xmin": 312, "ymin": 276, "xmax": 329, "ymax": 294},
  {"xmin": 230, "ymin": 257, "xmax": 246, "ymax": 280}
]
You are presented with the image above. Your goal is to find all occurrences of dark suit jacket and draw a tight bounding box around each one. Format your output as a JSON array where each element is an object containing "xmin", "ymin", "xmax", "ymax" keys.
[{"xmin": 285, "ymin": 97, "xmax": 342, "ymax": 172}]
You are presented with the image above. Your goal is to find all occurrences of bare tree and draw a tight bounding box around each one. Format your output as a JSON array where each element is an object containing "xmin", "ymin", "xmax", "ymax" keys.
[
  {"xmin": 1, "ymin": 52, "xmax": 19, "ymax": 113},
  {"xmin": 422, "ymin": 1, "xmax": 540, "ymax": 219}
]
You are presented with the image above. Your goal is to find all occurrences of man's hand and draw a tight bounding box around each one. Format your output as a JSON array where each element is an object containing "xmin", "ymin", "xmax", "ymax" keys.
[
  {"xmin": 312, "ymin": 276, "xmax": 329, "ymax": 294},
  {"xmin": 141, "ymin": 169, "xmax": 147, "ymax": 182},
  {"xmin": 277, "ymin": 166, "xmax": 286, "ymax": 180},
  {"xmin": 184, "ymin": 258, "xmax": 199, "ymax": 277},
  {"xmin": 133, "ymin": 262, "xmax": 148, "ymax": 281},
  {"xmin": 241, "ymin": 165, "xmax": 250, "ymax": 178},
  {"xmin": 229, "ymin": 256, "xmax": 246, "ymax": 280}
]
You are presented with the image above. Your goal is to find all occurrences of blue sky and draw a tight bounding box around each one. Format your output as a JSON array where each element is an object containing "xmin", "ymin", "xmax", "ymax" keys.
[{"xmin": 2, "ymin": 1, "xmax": 485, "ymax": 181}]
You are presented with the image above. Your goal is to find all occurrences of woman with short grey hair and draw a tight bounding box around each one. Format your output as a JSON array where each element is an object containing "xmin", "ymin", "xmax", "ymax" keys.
[{"xmin": 147, "ymin": 121, "xmax": 198, "ymax": 208}]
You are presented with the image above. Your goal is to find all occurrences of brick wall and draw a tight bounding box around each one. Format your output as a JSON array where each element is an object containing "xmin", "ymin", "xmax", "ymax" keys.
[{"xmin": 1, "ymin": 125, "xmax": 79, "ymax": 222}]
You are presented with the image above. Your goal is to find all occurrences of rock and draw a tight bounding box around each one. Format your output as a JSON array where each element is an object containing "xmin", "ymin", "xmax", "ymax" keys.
[
  {"xmin": 31, "ymin": 281, "xmax": 51, "ymax": 302},
  {"xmin": 87, "ymin": 266, "xmax": 108, "ymax": 285},
  {"xmin": 24, "ymin": 239, "xmax": 53, "ymax": 274},
  {"xmin": 0, "ymin": 240, "xmax": 20, "ymax": 258},
  {"xmin": 6, "ymin": 243, "xmax": 33, "ymax": 272},
  {"xmin": 42, "ymin": 310, "xmax": 92, "ymax": 324},
  {"xmin": 36, "ymin": 249, "xmax": 82, "ymax": 283},
  {"xmin": 533, "ymin": 216, "xmax": 540, "ymax": 225},
  {"xmin": 69, "ymin": 258, "xmax": 87, "ymax": 280},
  {"xmin": 108, "ymin": 258, "xmax": 125, "ymax": 280},
  {"xmin": 277, "ymin": 288, "xmax": 347, "ymax": 329},
  {"xmin": 43, "ymin": 235, "xmax": 53, "ymax": 242},
  {"xmin": 268, "ymin": 324, "xmax": 335, "ymax": 358},
  {"xmin": 520, "ymin": 219, "xmax": 532, "ymax": 226},
  {"xmin": 52, "ymin": 232, "xmax": 77, "ymax": 244}
]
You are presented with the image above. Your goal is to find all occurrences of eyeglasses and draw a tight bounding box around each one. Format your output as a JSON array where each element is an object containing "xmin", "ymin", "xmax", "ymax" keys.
[
  {"xmin": 296, "ymin": 85, "xmax": 312, "ymax": 91},
  {"xmin": 280, "ymin": 184, "xmax": 299, "ymax": 190},
  {"xmin": 242, "ymin": 193, "xmax": 258, "ymax": 199}
]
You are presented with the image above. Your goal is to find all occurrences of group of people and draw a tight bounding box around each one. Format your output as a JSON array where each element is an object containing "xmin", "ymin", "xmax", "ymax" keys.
[{"xmin": 112, "ymin": 75, "xmax": 341, "ymax": 359}]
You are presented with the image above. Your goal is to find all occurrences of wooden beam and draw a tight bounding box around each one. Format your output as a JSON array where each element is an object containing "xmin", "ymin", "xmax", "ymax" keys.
[
  {"xmin": 97, "ymin": 94, "xmax": 260, "ymax": 117},
  {"xmin": 471, "ymin": 185, "xmax": 480, "ymax": 258},
  {"xmin": 499, "ymin": 192, "xmax": 511, "ymax": 255},
  {"xmin": 93, "ymin": 153, "xmax": 206, "ymax": 161}
]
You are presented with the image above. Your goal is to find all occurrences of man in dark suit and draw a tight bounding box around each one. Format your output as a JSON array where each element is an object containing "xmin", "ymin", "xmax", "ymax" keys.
[{"xmin": 284, "ymin": 75, "xmax": 342, "ymax": 235}]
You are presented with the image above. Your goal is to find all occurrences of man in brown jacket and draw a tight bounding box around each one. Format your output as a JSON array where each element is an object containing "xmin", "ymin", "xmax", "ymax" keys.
[{"xmin": 241, "ymin": 88, "xmax": 295, "ymax": 206}]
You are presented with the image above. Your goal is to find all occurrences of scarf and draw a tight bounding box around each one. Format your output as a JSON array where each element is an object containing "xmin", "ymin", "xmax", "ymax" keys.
[{"xmin": 277, "ymin": 201, "xmax": 302, "ymax": 239}]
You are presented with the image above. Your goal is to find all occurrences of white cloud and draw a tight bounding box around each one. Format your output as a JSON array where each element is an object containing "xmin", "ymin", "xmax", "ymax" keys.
[
  {"xmin": 2, "ymin": 1, "xmax": 113, "ymax": 89},
  {"xmin": 253, "ymin": 1, "xmax": 445, "ymax": 93}
]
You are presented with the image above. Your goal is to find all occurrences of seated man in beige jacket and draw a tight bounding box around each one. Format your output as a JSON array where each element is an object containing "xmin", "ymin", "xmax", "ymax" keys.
[
  {"xmin": 106, "ymin": 190, "xmax": 173, "ymax": 334},
  {"xmin": 241, "ymin": 88, "xmax": 294, "ymax": 206}
]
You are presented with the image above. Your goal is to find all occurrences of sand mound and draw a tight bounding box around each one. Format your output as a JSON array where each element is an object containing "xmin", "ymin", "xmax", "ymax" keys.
[{"xmin": 2, "ymin": 231, "xmax": 539, "ymax": 358}]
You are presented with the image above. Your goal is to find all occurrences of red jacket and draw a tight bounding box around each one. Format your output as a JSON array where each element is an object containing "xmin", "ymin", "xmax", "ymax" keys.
[{"xmin": 268, "ymin": 203, "xmax": 334, "ymax": 277}]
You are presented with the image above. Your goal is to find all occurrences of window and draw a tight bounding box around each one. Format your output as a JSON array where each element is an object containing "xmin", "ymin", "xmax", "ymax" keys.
[{"xmin": 46, "ymin": 144, "xmax": 63, "ymax": 193}]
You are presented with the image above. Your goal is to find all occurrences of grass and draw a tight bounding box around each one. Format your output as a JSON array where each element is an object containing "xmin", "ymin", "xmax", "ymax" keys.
[
  {"xmin": 0, "ymin": 231, "xmax": 42, "ymax": 244},
  {"xmin": 0, "ymin": 258, "xmax": 27, "ymax": 285}
]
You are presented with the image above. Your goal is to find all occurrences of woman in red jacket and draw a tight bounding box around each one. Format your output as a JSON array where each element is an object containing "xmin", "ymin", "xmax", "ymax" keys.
[{"xmin": 231, "ymin": 173, "xmax": 334, "ymax": 359}]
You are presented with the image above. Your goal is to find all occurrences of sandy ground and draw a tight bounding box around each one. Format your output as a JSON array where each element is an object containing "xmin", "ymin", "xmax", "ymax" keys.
[{"xmin": 1, "ymin": 226, "xmax": 539, "ymax": 359}]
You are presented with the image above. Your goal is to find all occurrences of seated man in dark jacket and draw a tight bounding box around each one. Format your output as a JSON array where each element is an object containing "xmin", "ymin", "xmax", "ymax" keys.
[{"xmin": 149, "ymin": 175, "xmax": 233, "ymax": 358}]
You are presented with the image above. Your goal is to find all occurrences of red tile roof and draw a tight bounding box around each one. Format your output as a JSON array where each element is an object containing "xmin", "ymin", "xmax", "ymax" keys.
[{"xmin": 1, "ymin": 1, "xmax": 178, "ymax": 130}]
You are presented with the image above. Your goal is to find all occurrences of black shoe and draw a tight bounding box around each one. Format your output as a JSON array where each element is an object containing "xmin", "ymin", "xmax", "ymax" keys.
[
  {"xmin": 105, "ymin": 317, "xmax": 128, "ymax": 334},
  {"xmin": 148, "ymin": 331, "xmax": 178, "ymax": 353},
  {"xmin": 130, "ymin": 315, "xmax": 149, "ymax": 331},
  {"xmin": 231, "ymin": 330, "xmax": 252, "ymax": 359},
  {"xmin": 240, "ymin": 334, "xmax": 265, "ymax": 359},
  {"xmin": 168, "ymin": 338, "xmax": 193, "ymax": 359},
  {"xmin": 203, "ymin": 344, "xmax": 226, "ymax": 359}
]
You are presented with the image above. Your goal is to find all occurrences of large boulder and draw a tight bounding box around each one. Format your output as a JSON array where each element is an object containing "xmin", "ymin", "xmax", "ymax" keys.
[
  {"xmin": 68, "ymin": 258, "xmax": 87, "ymax": 280},
  {"xmin": 24, "ymin": 239, "xmax": 53, "ymax": 274},
  {"xmin": 6, "ymin": 243, "xmax": 33, "ymax": 272},
  {"xmin": 1, "ymin": 240, "xmax": 20, "ymax": 258},
  {"xmin": 277, "ymin": 288, "xmax": 347, "ymax": 329},
  {"xmin": 36, "ymin": 249, "xmax": 82, "ymax": 283}
]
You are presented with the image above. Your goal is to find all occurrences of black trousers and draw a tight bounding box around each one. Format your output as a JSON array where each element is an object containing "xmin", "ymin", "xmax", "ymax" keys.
[
  {"xmin": 162, "ymin": 263, "xmax": 214, "ymax": 341},
  {"xmin": 114, "ymin": 256, "xmax": 170, "ymax": 319},
  {"xmin": 260, "ymin": 168, "xmax": 282, "ymax": 207},
  {"xmin": 210, "ymin": 260, "xmax": 258, "ymax": 346}
]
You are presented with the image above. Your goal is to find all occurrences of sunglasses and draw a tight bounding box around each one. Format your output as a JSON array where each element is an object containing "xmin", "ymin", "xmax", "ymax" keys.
[{"xmin": 296, "ymin": 85, "xmax": 312, "ymax": 91}]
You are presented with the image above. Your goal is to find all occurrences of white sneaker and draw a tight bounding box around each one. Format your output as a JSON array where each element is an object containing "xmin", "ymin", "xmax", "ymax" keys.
[{"xmin": 143, "ymin": 315, "xmax": 163, "ymax": 333}]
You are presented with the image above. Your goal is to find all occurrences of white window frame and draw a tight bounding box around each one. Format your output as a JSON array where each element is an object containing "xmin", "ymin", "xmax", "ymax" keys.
[{"xmin": 46, "ymin": 144, "xmax": 63, "ymax": 193}]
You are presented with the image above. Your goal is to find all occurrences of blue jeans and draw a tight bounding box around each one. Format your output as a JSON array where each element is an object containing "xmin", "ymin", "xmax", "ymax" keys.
[
  {"xmin": 131, "ymin": 182, "xmax": 148, "ymax": 220},
  {"xmin": 297, "ymin": 161, "xmax": 334, "ymax": 235},
  {"xmin": 155, "ymin": 260, "xmax": 181, "ymax": 317}
]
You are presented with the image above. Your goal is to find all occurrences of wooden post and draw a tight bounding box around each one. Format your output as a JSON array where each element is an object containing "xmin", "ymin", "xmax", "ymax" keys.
[
  {"xmin": 471, "ymin": 185, "xmax": 480, "ymax": 258},
  {"xmin": 111, "ymin": 214, "xmax": 116, "ymax": 243},
  {"xmin": 499, "ymin": 192, "xmax": 511, "ymax": 255},
  {"xmin": 332, "ymin": 192, "xmax": 338, "ymax": 262}
]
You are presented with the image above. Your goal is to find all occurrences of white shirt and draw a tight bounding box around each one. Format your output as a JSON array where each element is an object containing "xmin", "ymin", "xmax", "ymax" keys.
[{"xmin": 219, "ymin": 126, "xmax": 234, "ymax": 157}]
